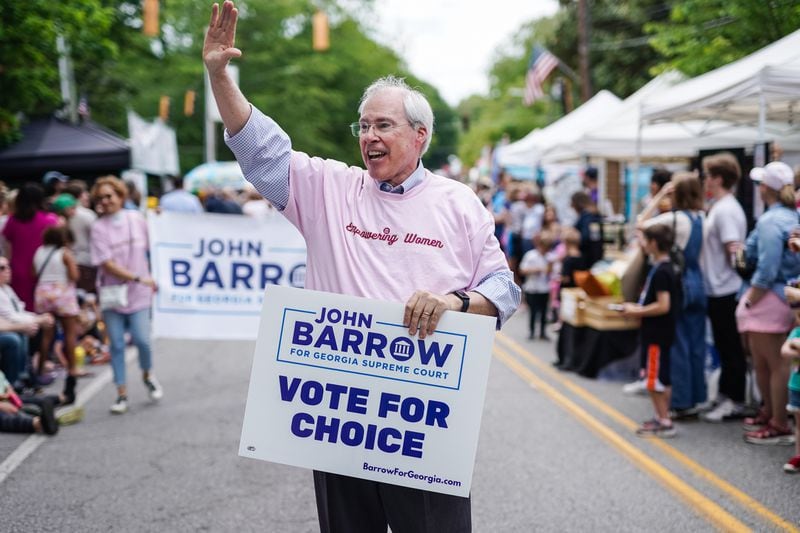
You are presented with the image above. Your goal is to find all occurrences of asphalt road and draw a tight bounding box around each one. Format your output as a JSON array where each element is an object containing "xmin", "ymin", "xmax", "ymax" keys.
[{"xmin": 1, "ymin": 310, "xmax": 798, "ymax": 532}]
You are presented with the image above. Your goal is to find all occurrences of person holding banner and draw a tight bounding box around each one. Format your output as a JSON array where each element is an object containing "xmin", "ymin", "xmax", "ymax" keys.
[
  {"xmin": 204, "ymin": 2, "xmax": 520, "ymax": 532},
  {"xmin": 90, "ymin": 176, "xmax": 163, "ymax": 415}
]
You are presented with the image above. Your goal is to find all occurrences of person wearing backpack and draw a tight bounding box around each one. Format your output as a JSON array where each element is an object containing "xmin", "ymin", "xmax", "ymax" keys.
[{"xmin": 639, "ymin": 173, "xmax": 707, "ymax": 419}]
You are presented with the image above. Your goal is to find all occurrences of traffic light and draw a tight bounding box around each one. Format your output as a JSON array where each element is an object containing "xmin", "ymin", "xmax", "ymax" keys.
[
  {"xmin": 312, "ymin": 10, "xmax": 329, "ymax": 52},
  {"xmin": 143, "ymin": 0, "xmax": 159, "ymax": 37},
  {"xmin": 184, "ymin": 90, "xmax": 196, "ymax": 117},
  {"xmin": 159, "ymin": 95, "xmax": 170, "ymax": 121}
]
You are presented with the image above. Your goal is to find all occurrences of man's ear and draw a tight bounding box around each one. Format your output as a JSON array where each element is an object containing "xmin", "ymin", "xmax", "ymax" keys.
[{"xmin": 415, "ymin": 126, "xmax": 428, "ymax": 147}]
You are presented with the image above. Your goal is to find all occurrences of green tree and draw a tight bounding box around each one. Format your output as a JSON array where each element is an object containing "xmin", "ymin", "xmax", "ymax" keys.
[
  {"xmin": 0, "ymin": 0, "xmax": 116, "ymax": 147},
  {"xmin": 2, "ymin": 0, "xmax": 456, "ymax": 173},
  {"xmin": 646, "ymin": 0, "xmax": 800, "ymax": 76}
]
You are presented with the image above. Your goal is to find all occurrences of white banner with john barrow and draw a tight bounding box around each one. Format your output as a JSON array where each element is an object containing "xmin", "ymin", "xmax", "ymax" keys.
[{"xmin": 239, "ymin": 285, "xmax": 496, "ymax": 497}]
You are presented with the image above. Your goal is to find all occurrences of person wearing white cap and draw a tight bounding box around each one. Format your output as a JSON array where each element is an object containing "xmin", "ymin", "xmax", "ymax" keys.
[{"xmin": 737, "ymin": 161, "xmax": 800, "ymax": 444}]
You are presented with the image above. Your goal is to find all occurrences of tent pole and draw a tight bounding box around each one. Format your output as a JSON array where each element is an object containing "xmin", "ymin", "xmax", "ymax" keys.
[
  {"xmin": 629, "ymin": 110, "xmax": 643, "ymax": 236},
  {"xmin": 753, "ymin": 90, "xmax": 767, "ymax": 219}
]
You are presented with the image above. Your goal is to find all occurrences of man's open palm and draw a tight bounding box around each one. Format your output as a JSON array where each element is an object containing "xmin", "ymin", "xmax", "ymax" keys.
[{"xmin": 204, "ymin": 1, "xmax": 241, "ymax": 74}]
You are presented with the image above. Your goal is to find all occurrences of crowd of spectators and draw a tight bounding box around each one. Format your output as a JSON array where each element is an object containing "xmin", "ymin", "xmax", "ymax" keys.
[
  {"xmin": 476, "ymin": 155, "xmax": 800, "ymax": 474},
  {"xmin": 0, "ymin": 170, "xmax": 282, "ymax": 432}
]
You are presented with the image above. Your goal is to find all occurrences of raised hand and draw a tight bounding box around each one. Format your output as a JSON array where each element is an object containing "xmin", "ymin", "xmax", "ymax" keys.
[{"xmin": 204, "ymin": 1, "xmax": 242, "ymax": 75}]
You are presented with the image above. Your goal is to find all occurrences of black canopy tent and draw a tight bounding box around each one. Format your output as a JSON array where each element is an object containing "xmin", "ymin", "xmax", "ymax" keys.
[{"xmin": 0, "ymin": 117, "xmax": 130, "ymax": 182}]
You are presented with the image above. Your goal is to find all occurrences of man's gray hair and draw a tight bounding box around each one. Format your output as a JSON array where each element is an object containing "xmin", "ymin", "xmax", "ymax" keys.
[{"xmin": 358, "ymin": 75, "xmax": 435, "ymax": 155}]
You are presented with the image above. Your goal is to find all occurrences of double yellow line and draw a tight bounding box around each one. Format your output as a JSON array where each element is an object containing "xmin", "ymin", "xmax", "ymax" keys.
[{"xmin": 493, "ymin": 332, "xmax": 799, "ymax": 533}]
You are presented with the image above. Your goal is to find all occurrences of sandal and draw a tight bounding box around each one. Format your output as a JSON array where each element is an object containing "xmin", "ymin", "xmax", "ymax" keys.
[
  {"xmin": 744, "ymin": 422, "xmax": 795, "ymax": 445},
  {"xmin": 742, "ymin": 411, "xmax": 769, "ymax": 431}
]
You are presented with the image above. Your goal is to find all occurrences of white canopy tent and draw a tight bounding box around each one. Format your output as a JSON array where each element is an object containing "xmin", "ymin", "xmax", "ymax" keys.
[
  {"xmin": 641, "ymin": 29, "xmax": 800, "ymax": 139},
  {"xmin": 634, "ymin": 29, "xmax": 800, "ymax": 221},
  {"xmin": 496, "ymin": 90, "xmax": 623, "ymax": 169},
  {"xmin": 541, "ymin": 70, "xmax": 800, "ymax": 164}
]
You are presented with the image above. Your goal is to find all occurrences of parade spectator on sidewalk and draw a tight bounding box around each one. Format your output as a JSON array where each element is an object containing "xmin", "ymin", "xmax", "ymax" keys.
[
  {"xmin": 699, "ymin": 153, "xmax": 748, "ymax": 422},
  {"xmin": 738, "ymin": 162, "xmax": 800, "ymax": 445},
  {"xmin": 571, "ymin": 191, "xmax": 603, "ymax": 269},
  {"xmin": 1, "ymin": 183, "xmax": 59, "ymax": 310},
  {"xmin": 0, "ymin": 316, "xmax": 36, "ymax": 388},
  {"xmin": 520, "ymin": 233, "xmax": 554, "ymax": 341},
  {"xmin": 204, "ymin": 187, "xmax": 243, "ymax": 214},
  {"xmin": 0, "ymin": 182, "xmax": 10, "ymax": 258},
  {"xmin": 491, "ymin": 171, "xmax": 511, "ymax": 252},
  {"xmin": 159, "ymin": 176, "xmax": 204, "ymax": 214},
  {"xmin": 90, "ymin": 176, "xmax": 163, "ymax": 415},
  {"xmin": 241, "ymin": 184, "xmax": 272, "ymax": 218},
  {"xmin": 559, "ymin": 228, "xmax": 583, "ymax": 289},
  {"xmin": 204, "ymin": 2, "xmax": 520, "ymax": 530},
  {"xmin": 622, "ymin": 224, "xmax": 681, "ymax": 438},
  {"xmin": 780, "ymin": 284, "xmax": 800, "ymax": 472},
  {"xmin": 506, "ymin": 185, "xmax": 530, "ymax": 279},
  {"xmin": 33, "ymin": 226, "xmax": 80, "ymax": 405},
  {"xmin": 0, "ymin": 255, "xmax": 55, "ymax": 387},
  {"xmin": 61, "ymin": 183, "xmax": 99, "ymax": 294},
  {"xmin": 640, "ymin": 173, "xmax": 707, "ymax": 418},
  {"xmin": 637, "ymin": 167, "xmax": 673, "ymax": 215},
  {"xmin": 42, "ymin": 170, "xmax": 69, "ymax": 208}
]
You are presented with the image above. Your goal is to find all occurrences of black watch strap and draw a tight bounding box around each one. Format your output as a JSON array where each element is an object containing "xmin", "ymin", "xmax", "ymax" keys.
[{"xmin": 453, "ymin": 290, "xmax": 470, "ymax": 313}]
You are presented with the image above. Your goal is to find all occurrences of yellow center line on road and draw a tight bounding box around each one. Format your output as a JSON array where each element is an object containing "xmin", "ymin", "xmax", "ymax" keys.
[
  {"xmin": 493, "ymin": 345, "xmax": 750, "ymax": 532},
  {"xmin": 496, "ymin": 332, "xmax": 800, "ymax": 533}
]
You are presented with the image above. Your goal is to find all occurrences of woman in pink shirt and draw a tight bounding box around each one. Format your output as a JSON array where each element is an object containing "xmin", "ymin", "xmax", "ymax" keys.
[
  {"xmin": 2, "ymin": 183, "xmax": 59, "ymax": 311},
  {"xmin": 90, "ymin": 176, "xmax": 163, "ymax": 415}
]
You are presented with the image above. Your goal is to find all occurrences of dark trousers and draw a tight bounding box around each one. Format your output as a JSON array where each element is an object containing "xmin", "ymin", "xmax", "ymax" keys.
[
  {"xmin": 0, "ymin": 332, "xmax": 28, "ymax": 384},
  {"xmin": 670, "ymin": 305, "xmax": 707, "ymax": 409},
  {"xmin": 314, "ymin": 471, "xmax": 471, "ymax": 533},
  {"xmin": 525, "ymin": 292, "xmax": 550, "ymax": 338},
  {"xmin": 707, "ymin": 293, "xmax": 746, "ymax": 403},
  {"xmin": 0, "ymin": 411, "xmax": 35, "ymax": 433}
]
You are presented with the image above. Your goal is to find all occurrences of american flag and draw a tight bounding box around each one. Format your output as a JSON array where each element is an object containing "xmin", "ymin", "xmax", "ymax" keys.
[{"xmin": 523, "ymin": 46, "xmax": 559, "ymax": 106}]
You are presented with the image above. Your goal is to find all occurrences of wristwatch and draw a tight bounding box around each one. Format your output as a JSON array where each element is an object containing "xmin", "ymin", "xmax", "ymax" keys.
[{"xmin": 452, "ymin": 290, "xmax": 470, "ymax": 313}]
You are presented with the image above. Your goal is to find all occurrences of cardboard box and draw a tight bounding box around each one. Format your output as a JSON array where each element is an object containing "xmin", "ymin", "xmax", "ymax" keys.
[
  {"xmin": 582, "ymin": 295, "xmax": 641, "ymax": 331},
  {"xmin": 559, "ymin": 288, "xmax": 587, "ymax": 327}
]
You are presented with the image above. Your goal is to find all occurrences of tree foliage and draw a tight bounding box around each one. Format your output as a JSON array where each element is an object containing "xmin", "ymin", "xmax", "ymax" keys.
[
  {"xmin": 1, "ymin": 0, "xmax": 456, "ymax": 173},
  {"xmin": 646, "ymin": 0, "xmax": 800, "ymax": 76},
  {"xmin": 0, "ymin": 0, "xmax": 116, "ymax": 146}
]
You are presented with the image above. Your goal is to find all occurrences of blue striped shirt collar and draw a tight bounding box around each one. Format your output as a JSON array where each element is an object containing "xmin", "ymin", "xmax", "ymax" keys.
[{"xmin": 377, "ymin": 160, "xmax": 425, "ymax": 194}]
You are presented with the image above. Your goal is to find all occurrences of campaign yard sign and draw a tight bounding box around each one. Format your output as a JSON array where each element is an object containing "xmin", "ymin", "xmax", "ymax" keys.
[
  {"xmin": 239, "ymin": 285, "xmax": 496, "ymax": 497},
  {"xmin": 148, "ymin": 211, "xmax": 306, "ymax": 340}
]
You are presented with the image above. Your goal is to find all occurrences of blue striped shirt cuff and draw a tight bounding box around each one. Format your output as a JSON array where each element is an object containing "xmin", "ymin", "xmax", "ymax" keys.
[
  {"xmin": 224, "ymin": 106, "xmax": 292, "ymax": 210},
  {"xmin": 473, "ymin": 271, "xmax": 521, "ymax": 330}
]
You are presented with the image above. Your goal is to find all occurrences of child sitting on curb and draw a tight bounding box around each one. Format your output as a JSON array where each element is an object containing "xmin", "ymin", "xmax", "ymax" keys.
[{"xmin": 621, "ymin": 224, "xmax": 682, "ymax": 438}]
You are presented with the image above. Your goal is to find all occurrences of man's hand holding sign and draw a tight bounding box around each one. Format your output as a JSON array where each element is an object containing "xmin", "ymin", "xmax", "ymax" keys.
[{"xmin": 205, "ymin": 2, "xmax": 520, "ymax": 530}]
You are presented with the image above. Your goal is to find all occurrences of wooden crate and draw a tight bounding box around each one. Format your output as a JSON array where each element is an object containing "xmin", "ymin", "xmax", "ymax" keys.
[
  {"xmin": 559, "ymin": 287, "xmax": 587, "ymax": 327},
  {"xmin": 582, "ymin": 295, "xmax": 641, "ymax": 331}
]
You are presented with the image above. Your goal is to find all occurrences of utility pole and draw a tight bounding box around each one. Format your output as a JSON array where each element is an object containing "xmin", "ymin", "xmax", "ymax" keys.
[
  {"xmin": 56, "ymin": 34, "xmax": 78, "ymax": 125},
  {"xmin": 577, "ymin": 0, "xmax": 592, "ymax": 102}
]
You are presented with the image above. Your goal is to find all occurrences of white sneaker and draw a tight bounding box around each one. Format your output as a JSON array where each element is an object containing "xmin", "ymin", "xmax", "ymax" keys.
[
  {"xmin": 622, "ymin": 378, "xmax": 648, "ymax": 396},
  {"xmin": 110, "ymin": 396, "xmax": 128, "ymax": 414},
  {"xmin": 144, "ymin": 375, "xmax": 163, "ymax": 401},
  {"xmin": 701, "ymin": 398, "xmax": 745, "ymax": 422}
]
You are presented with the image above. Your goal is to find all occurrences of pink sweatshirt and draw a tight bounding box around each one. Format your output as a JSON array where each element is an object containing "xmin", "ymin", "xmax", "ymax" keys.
[{"xmin": 283, "ymin": 152, "xmax": 508, "ymax": 303}]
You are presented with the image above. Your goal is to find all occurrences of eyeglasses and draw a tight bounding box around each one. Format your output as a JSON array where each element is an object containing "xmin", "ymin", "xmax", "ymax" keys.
[{"xmin": 350, "ymin": 121, "xmax": 412, "ymax": 138}]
